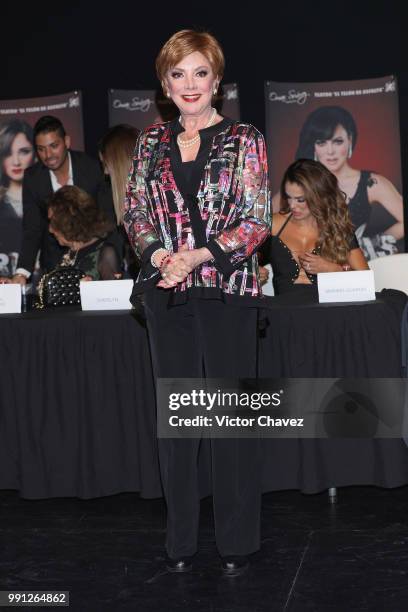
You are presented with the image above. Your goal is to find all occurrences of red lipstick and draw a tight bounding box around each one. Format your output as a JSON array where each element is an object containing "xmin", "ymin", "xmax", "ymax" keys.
[{"xmin": 181, "ymin": 94, "xmax": 201, "ymax": 103}]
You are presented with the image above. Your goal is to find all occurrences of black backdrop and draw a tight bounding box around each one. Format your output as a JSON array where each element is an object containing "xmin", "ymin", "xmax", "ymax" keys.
[{"xmin": 2, "ymin": 1, "xmax": 408, "ymax": 246}]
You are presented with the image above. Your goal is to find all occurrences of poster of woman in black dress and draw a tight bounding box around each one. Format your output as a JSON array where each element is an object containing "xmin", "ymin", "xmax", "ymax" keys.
[{"xmin": 265, "ymin": 76, "xmax": 404, "ymax": 259}]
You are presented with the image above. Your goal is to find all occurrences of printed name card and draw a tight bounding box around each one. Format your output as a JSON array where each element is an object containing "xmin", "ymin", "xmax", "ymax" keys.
[
  {"xmin": 317, "ymin": 270, "xmax": 376, "ymax": 303},
  {"xmin": 0, "ymin": 284, "xmax": 21, "ymax": 314},
  {"xmin": 80, "ymin": 279, "xmax": 133, "ymax": 311}
]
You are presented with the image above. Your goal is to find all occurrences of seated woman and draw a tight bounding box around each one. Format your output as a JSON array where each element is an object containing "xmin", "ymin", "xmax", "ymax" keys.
[
  {"xmin": 47, "ymin": 185, "xmax": 121, "ymax": 280},
  {"xmin": 267, "ymin": 159, "xmax": 368, "ymax": 295}
]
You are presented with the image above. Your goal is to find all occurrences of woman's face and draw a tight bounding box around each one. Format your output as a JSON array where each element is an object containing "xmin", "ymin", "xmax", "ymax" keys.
[
  {"xmin": 284, "ymin": 182, "xmax": 312, "ymax": 221},
  {"xmin": 3, "ymin": 132, "xmax": 34, "ymax": 183},
  {"xmin": 314, "ymin": 124, "xmax": 351, "ymax": 173},
  {"xmin": 163, "ymin": 51, "xmax": 217, "ymax": 118}
]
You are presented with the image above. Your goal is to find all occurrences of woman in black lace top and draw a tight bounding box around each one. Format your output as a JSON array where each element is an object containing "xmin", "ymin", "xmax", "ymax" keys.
[
  {"xmin": 47, "ymin": 185, "xmax": 121, "ymax": 280},
  {"xmin": 268, "ymin": 159, "xmax": 368, "ymax": 295}
]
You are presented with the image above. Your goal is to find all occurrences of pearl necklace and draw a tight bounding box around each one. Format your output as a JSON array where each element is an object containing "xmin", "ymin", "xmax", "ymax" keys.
[{"xmin": 177, "ymin": 108, "xmax": 217, "ymax": 148}]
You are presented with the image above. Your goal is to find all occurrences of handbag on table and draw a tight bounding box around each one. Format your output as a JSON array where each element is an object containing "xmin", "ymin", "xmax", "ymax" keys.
[{"xmin": 36, "ymin": 249, "xmax": 86, "ymax": 309}]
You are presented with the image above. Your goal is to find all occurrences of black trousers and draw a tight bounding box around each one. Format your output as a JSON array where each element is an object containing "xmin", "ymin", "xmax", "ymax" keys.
[{"xmin": 145, "ymin": 289, "xmax": 262, "ymax": 558}]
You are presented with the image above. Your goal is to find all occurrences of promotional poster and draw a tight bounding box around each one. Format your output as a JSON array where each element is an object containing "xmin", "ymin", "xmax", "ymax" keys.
[
  {"xmin": 0, "ymin": 91, "xmax": 84, "ymax": 276},
  {"xmin": 265, "ymin": 76, "xmax": 404, "ymax": 259}
]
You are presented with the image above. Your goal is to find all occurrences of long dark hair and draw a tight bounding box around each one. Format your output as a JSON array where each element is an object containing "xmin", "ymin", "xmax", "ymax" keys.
[
  {"xmin": 0, "ymin": 119, "xmax": 34, "ymax": 189},
  {"xmin": 295, "ymin": 106, "xmax": 358, "ymax": 160},
  {"xmin": 33, "ymin": 115, "xmax": 66, "ymax": 140},
  {"xmin": 280, "ymin": 159, "xmax": 355, "ymax": 264}
]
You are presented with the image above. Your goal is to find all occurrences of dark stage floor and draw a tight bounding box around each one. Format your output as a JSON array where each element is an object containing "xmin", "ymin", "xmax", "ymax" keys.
[{"xmin": 1, "ymin": 486, "xmax": 408, "ymax": 611}]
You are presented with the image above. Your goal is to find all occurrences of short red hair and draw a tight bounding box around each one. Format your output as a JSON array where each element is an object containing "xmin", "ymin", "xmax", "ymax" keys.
[{"xmin": 156, "ymin": 29, "xmax": 225, "ymax": 84}]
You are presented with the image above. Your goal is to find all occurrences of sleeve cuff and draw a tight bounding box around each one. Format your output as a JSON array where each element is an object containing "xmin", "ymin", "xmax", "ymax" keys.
[
  {"xmin": 206, "ymin": 239, "xmax": 236, "ymax": 278},
  {"xmin": 141, "ymin": 240, "xmax": 166, "ymax": 276},
  {"xmin": 15, "ymin": 268, "xmax": 31, "ymax": 279}
]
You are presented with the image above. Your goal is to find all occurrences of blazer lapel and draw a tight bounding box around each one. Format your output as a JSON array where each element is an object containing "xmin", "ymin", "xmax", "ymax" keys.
[
  {"xmin": 37, "ymin": 164, "xmax": 54, "ymax": 211},
  {"xmin": 70, "ymin": 150, "xmax": 80, "ymax": 186}
]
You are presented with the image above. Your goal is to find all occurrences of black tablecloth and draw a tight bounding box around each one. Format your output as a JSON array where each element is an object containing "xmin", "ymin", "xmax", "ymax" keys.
[
  {"xmin": 0, "ymin": 289, "xmax": 407, "ymax": 499},
  {"xmin": 259, "ymin": 288, "xmax": 406, "ymax": 377},
  {"xmin": 258, "ymin": 289, "xmax": 408, "ymax": 493},
  {"xmin": 0, "ymin": 309, "xmax": 161, "ymax": 499}
]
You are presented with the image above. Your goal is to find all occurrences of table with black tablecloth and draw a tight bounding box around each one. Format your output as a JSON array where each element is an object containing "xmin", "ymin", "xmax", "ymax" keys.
[
  {"xmin": 258, "ymin": 289, "xmax": 408, "ymax": 492},
  {"xmin": 0, "ymin": 289, "xmax": 407, "ymax": 499},
  {"xmin": 0, "ymin": 308, "xmax": 161, "ymax": 499}
]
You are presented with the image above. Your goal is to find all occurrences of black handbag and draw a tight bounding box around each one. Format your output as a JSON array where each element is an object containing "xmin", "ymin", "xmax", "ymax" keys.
[{"xmin": 36, "ymin": 266, "xmax": 86, "ymax": 308}]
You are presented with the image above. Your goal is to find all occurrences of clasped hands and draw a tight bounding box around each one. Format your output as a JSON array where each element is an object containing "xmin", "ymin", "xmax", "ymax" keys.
[
  {"xmin": 156, "ymin": 244, "xmax": 211, "ymax": 289},
  {"xmin": 298, "ymin": 252, "xmax": 342, "ymax": 274}
]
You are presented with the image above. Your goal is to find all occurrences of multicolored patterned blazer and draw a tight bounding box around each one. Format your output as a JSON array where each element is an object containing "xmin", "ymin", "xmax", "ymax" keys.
[{"xmin": 124, "ymin": 118, "xmax": 271, "ymax": 300}]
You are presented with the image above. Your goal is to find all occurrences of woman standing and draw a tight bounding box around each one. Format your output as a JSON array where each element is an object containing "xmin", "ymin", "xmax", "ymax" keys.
[{"xmin": 124, "ymin": 30, "xmax": 270, "ymax": 575}]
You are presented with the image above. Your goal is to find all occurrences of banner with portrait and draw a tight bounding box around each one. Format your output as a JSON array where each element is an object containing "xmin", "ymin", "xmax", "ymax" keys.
[
  {"xmin": 265, "ymin": 76, "xmax": 404, "ymax": 260},
  {"xmin": 108, "ymin": 83, "xmax": 240, "ymax": 129},
  {"xmin": 0, "ymin": 91, "xmax": 84, "ymax": 277}
]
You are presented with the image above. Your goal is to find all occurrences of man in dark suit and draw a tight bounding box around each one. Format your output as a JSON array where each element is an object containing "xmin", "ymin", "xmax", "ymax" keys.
[{"xmin": 11, "ymin": 115, "xmax": 115, "ymax": 284}]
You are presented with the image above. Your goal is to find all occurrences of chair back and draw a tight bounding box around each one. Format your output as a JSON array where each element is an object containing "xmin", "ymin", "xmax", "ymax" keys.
[{"xmin": 368, "ymin": 254, "xmax": 408, "ymax": 294}]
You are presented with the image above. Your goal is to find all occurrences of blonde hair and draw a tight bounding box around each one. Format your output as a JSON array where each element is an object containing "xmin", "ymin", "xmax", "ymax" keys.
[
  {"xmin": 99, "ymin": 124, "xmax": 139, "ymax": 224},
  {"xmin": 156, "ymin": 29, "xmax": 225, "ymax": 84}
]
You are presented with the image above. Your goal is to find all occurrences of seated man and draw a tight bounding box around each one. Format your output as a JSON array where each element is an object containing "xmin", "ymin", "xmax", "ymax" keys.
[{"xmin": 11, "ymin": 115, "xmax": 118, "ymax": 284}]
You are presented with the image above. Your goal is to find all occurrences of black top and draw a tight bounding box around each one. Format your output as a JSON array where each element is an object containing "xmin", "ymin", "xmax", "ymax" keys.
[
  {"xmin": 268, "ymin": 214, "xmax": 359, "ymax": 295},
  {"xmin": 170, "ymin": 117, "xmax": 233, "ymax": 201},
  {"xmin": 348, "ymin": 170, "xmax": 372, "ymax": 229},
  {"xmin": 59, "ymin": 238, "xmax": 121, "ymax": 280}
]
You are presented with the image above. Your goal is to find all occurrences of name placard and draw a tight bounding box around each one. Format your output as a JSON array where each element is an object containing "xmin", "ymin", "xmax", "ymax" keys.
[
  {"xmin": 0, "ymin": 284, "xmax": 21, "ymax": 314},
  {"xmin": 80, "ymin": 279, "xmax": 133, "ymax": 311},
  {"xmin": 317, "ymin": 270, "xmax": 376, "ymax": 303}
]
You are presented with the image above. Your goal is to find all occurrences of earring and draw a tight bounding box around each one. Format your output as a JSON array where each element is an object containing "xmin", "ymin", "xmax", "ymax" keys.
[
  {"xmin": 213, "ymin": 84, "xmax": 218, "ymax": 95},
  {"xmin": 348, "ymin": 144, "xmax": 352, "ymax": 158},
  {"xmin": 313, "ymin": 152, "xmax": 317, "ymax": 162},
  {"xmin": 166, "ymin": 92, "xmax": 170, "ymax": 98}
]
